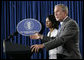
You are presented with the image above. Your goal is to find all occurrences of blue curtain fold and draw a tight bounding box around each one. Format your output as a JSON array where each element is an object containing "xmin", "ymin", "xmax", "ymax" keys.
[{"xmin": 1, "ymin": 1, "xmax": 83, "ymax": 59}]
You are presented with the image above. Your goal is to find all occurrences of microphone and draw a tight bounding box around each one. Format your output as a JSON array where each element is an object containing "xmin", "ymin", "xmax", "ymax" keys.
[{"xmin": 4, "ymin": 31, "xmax": 18, "ymax": 41}]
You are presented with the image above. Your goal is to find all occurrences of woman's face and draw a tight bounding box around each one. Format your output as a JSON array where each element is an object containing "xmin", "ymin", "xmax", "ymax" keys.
[{"xmin": 46, "ymin": 18, "xmax": 53, "ymax": 28}]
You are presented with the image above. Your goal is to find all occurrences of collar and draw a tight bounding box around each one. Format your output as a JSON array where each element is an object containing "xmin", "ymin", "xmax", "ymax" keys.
[{"xmin": 60, "ymin": 16, "xmax": 68, "ymax": 25}]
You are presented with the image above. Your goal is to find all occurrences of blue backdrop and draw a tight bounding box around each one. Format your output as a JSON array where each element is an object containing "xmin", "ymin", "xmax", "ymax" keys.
[{"xmin": 1, "ymin": 1, "xmax": 83, "ymax": 59}]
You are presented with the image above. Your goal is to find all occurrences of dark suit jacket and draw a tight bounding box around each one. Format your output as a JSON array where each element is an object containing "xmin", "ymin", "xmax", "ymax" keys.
[{"xmin": 41, "ymin": 17, "xmax": 82, "ymax": 59}]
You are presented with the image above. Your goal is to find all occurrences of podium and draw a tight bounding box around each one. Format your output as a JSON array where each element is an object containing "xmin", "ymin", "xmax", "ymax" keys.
[{"xmin": 3, "ymin": 40, "xmax": 32, "ymax": 59}]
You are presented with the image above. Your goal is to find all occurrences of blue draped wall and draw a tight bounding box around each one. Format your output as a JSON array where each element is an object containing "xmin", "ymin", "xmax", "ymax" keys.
[{"xmin": 1, "ymin": 1, "xmax": 83, "ymax": 59}]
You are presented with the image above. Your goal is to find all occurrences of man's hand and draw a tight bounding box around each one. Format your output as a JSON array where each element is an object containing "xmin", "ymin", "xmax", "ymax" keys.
[
  {"xmin": 31, "ymin": 44, "xmax": 44, "ymax": 53},
  {"xmin": 30, "ymin": 33, "xmax": 42, "ymax": 39}
]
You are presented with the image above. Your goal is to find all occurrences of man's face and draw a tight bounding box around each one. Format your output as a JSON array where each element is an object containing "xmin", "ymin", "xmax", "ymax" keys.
[{"xmin": 54, "ymin": 6, "xmax": 66, "ymax": 22}]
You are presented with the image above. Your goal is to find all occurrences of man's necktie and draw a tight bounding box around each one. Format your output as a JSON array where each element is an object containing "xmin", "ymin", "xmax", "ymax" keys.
[{"xmin": 58, "ymin": 23, "xmax": 61, "ymax": 32}]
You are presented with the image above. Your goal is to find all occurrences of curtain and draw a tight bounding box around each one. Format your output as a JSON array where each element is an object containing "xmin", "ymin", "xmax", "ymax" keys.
[{"xmin": 1, "ymin": 1, "xmax": 83, "ymax": 59}]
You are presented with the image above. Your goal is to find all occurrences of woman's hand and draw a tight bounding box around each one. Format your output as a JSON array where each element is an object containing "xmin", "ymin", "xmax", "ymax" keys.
[{"xmin": 30, "ymin": 33, "xmax": 42, "ymax": 39}]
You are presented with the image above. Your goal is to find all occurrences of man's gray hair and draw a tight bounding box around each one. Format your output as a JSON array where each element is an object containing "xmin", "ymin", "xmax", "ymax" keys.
[{"xmin": 55, "ymin": 4, "xmax": 68, "ymax": 15}]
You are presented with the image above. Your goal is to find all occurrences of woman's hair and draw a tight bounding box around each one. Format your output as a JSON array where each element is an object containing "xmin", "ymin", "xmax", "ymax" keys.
[{"xmin": 47, "ymin": 15, "xmax": 60, "ymax": 29}]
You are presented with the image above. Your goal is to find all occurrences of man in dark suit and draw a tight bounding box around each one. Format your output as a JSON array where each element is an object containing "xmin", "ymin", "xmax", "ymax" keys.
[{"xmin": 30, "ymin": 4, "xmax": 82, "ymax": 59}]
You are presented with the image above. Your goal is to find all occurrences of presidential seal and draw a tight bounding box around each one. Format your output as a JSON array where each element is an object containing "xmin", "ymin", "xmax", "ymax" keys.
[{"xmin": 17, "ymin": 18, "xmax": 42, "ymax": 36}]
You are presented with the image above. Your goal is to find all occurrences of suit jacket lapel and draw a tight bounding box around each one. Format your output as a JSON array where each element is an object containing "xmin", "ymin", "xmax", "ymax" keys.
[
  {"xmin": 62, "ymin": 17, "xmax": 71, "ymax": 26},
  {"xmin": 60, "ymin": 17, "xmax": 71, "ymax": 30},
  {"xmin": 57, "ymin": 17, "xmax": 71, "ymax": 36}
]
